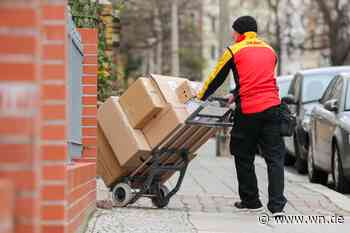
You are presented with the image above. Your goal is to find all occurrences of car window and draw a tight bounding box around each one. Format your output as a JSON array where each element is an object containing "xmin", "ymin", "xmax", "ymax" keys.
[
  {"xmin": 346, "ymin": 80, "xmax": 350, "ymax": 111},
  {"xmin": 302, "ymin": 74, "xmax": 335, "ymax": 103},
  {"xmin": 321, "ymin": 78, "xmax": 344, "ymax": 111},
  {"xmin": 320, "ymin": 77, "xmax": 338, "ymax": 104},
  {"xmin": 278, "ymin": 80, "xmax": 291, "ymax": 98}
]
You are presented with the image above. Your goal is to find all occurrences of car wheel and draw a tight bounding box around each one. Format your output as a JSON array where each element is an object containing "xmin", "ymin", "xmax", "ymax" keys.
[
  {"xmin": 294, "ymin": 134, "xmax": 307, "ymax": 174},
  {"xmin": 307, "ymin": 145, "xmax": 327, "ymax": 184},
  {"xmin": 295, "ymin": 156, "xmax": 307, "ymax": 174},
  {"xmin": 332, "ymin": 144, "xmax": 350, "ymax": 194}
]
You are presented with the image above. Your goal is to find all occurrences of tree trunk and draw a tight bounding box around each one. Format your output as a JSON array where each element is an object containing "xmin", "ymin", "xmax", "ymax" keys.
[
  {"xmin": 171, "ymin": 0, "xmax": 179, "ymax": 76},
  {"xmin": 154, "ymin": 6, "xmax": 163, "ymax": 73},
  {"xmin": 216, "ymin": 0, "xmax": 231, "ymax": 157},
  {"xmin": 275, "ymin": 6, "xmax": 282, "ymax": 75}
]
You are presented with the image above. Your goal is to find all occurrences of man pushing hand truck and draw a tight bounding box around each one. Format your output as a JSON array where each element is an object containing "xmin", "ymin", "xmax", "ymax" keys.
[{"xmin": 197, "ymin": 16, "xmax": 287, "ymax": 218}]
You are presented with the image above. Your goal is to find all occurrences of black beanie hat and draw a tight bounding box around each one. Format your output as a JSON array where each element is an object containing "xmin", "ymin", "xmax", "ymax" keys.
[{"xmin": 232, "ymin": 16, "xmax": 258, "ymax": 34}]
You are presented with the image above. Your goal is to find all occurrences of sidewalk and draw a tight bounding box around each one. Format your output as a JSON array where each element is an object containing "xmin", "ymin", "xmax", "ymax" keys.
[{"xmin": 86, "ymin": 139, "xmax": 350, "ymax": 233}]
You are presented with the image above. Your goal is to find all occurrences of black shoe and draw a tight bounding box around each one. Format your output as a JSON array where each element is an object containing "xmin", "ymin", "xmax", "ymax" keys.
[{"xmin": 234, "ymin": 201, "xmax": 264, "ymax": 212}]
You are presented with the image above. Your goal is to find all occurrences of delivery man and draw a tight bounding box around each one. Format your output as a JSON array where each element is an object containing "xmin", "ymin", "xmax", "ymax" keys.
[{"xmin": 197, "ymin": 16, "xmax": 287, "ymax": 216}]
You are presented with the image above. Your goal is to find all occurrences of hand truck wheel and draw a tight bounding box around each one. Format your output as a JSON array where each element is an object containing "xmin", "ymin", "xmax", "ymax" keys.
[
  {"xmin": 111, "ymin": 183, "xmax": 134, "ymax": 207},
  {"xmin": 151, "ymin": 184, "xmax": 170, "ymax": 208}
]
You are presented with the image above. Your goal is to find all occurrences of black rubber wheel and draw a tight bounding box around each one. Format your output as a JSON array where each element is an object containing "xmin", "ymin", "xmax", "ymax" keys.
[
  {"xmin": 308, "ymin": 145, "xmax": 327, "ymax": 184},
  {"xmin": 151, "ymin": 184, "xmax": 170, "ymax": 208},
  {"xmin": 112, "ymin": 183, "xmax": 134, "ymax": 207},
  {"xmin": 332, "ymin": 144, "xmax": 350, "ymax": 194}
]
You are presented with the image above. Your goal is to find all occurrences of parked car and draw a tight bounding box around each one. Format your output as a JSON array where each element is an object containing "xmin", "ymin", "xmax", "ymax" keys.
[
  {"xmin": 277, "ymin": 75, "xmax": 293, "ymax": 98},
  {"xmin": 308, "ymin": 73, "xmax": 350, "ymax": 193},
  {"xmin": 282, "ymin": 66, "xmax": 350, "ymax": 173}
]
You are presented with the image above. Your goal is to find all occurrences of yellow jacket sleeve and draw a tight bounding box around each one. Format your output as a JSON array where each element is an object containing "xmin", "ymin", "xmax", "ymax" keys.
[{"xmin": 197, "ymin": 49, "xmax": 233, "ymax": 100}]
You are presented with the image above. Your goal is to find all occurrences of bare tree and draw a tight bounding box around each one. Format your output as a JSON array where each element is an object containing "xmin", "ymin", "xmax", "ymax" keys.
[
  {"xmin": 297, "ymin": 0, "xmax": 350, "ymax": 65},
  {"xmin": 119, "ymin": 0, "xmax": 203, "ymax": 81},
  {"xmin": 171, "ymin": 0, "xmax": 179, "ymax": 76},
  {"xmin": 259, "ymin": 0, "xmax": 350, "ymax": 70},
  {"xmin": 313, "ymin": 0, "xmax": 350, "ymax": 65},
  {"xmin": 265, "ymin": 0, "xmax": 283, "ymax": 74}
]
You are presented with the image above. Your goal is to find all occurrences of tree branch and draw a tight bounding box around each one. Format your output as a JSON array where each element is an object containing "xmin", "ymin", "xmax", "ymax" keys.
[{"xmin": 315, "ymin": 0, "xmax": 334, "ymax": 27}]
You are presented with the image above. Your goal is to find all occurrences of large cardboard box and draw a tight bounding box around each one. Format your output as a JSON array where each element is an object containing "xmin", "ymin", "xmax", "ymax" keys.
[
  {"xmin": 149, "ymin": 74, "xmax": 187, "ymax": 106},
  {"xmin": 119, "ymin": 77, "xmax": 166, "ymax": 129},
  {"xmin": 176, "ymin": 80, "xmax": 202, "ymax": 104},
  {"xmin": 97, "ymin": 97, "xmax": 151, "ymax": 167},
  {"xmin": 97, "ymin": 124, "xmax": 126, "ymax": 187},
  {"xmin": 142, "ymin": 105, "xmax": 189, "ymax": 148}
]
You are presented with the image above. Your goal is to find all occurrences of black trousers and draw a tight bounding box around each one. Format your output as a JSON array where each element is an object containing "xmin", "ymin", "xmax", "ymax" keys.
[{"xmin": 230, "ymin": 105, "xmax": 287, "ymax": 213}]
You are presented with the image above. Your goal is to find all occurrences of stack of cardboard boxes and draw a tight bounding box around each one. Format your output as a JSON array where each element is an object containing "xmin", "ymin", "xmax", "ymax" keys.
[{"xmin": 97, "ymin": 74, "xmax": 208, "ymax": 187}]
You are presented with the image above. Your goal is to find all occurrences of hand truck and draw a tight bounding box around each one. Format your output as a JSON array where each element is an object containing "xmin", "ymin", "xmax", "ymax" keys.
[{"xmin": 110, "ymin": 98, "xmax": 234, "ymax": 208}]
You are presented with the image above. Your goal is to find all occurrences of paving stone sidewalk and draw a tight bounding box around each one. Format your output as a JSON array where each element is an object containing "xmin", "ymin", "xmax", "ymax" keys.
[{"xmin": 86, "ymin": 139, "xmax": 350, "ymax": 233}]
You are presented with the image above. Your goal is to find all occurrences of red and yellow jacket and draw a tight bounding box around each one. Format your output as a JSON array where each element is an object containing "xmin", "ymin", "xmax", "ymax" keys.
[{"xmin": 197, "ymin": 32, "xmax": 281, "ymax": 114}]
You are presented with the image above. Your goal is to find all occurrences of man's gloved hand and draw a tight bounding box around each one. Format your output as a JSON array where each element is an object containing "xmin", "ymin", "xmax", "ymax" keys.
[
  {"xmin": 226, "ymin": 93, "xmax": 235, "ymax": 107},
  {"xmin": 195, "ymin": 92, "xmax": 202, "ymax": 101}
]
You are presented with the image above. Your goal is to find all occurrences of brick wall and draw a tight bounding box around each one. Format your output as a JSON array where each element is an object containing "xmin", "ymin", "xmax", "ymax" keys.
[
  {"xmin": 40, "ymin": 2, "xmax": 69, "ymax": 233},
  {"xmin": 0, "ymin": 1, "xmax": 97, "ymax": 233},
  {"xmin": 79, "ymin": 29, "xmax": 98, "ymax": 160},
  {"xmin": 0, "ymin": 1, "xmax": 42, "ymax": 233},
  {"xmin": 0, "ymin": 180, "xmax": 14, "ymax": 233},
  {"xmin": 66, "ymin": 29, "xmax": 97, "ymax": 233}
]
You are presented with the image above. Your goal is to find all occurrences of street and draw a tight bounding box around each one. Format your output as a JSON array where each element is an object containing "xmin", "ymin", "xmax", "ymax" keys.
[{"xmin": 86, "ymin": 139, "xmax": 350, "ymax": 233}]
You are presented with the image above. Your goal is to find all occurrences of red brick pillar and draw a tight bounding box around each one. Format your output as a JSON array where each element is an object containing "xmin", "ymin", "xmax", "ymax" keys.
[
  {"xmin": 40, "ymin": 2, "xmax": 69, "ymax": 233},
  {"xmin": 0, "ymin": 180, "xmax": 14, "ymax": 233},
  {"xmin": 0, "ymin": 1, "xmax": 43, "ymax": 233},
  {"xmin": 0, "ymin": 2, "xmax": 97, "ymax": 233},
  {"xmin": 0, "ymin": 1, "xmax": 69, "ymax": 233},
  {"xmin": 79, "ymin": 29, "xmax": 98, "ymax": 160}
]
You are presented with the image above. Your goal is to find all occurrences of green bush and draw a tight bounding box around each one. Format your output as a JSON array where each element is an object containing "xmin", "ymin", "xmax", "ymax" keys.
[{"xmin": 68, "ymin": 0, "xmax": 118, "ymax": 102}]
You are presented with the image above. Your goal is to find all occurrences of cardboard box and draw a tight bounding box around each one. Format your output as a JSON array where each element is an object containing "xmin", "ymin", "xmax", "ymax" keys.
[
  {"xmin": 119, "ymin": 77, "xmax": 166, "ymax": 129},
  {"xmin": 97, "ymin": 124, "xmax": 126, "ymax": 187},
  {"xmin": 149, "ymin": 74, "xmax": 187, "ymax": 106},
  {"xmin": 97, "ymin": 97, "xmax": 151, "ymax": 167},
  {"xmin": 176, "ymin": 80, "xmax": 202, "ymax": 104},
  {"xmin": 142, "ymin": 105, "xmax": 189, "ymax": 148}
]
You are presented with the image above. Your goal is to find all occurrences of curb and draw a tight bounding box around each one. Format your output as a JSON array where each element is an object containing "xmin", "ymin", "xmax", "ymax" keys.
[
  {"xmin": 284, "ymin": 162, "xmax": 350, "ymax": 213},
  {"xmin": 300, "ymin": 183, "xmax": 350, "ymax": 214}
]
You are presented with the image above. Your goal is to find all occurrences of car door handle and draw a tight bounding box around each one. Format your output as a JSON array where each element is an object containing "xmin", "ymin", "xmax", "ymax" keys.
[{"xmin": 316, "ymin": 116, "xmax": 323, "ymax": 120}]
